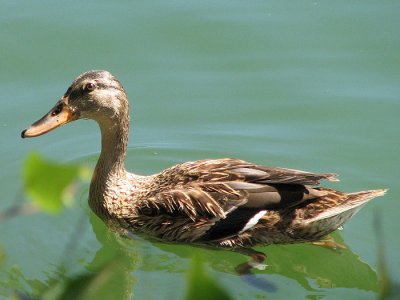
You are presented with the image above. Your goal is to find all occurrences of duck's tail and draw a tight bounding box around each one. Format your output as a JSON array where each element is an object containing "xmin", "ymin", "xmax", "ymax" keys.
[
  {"xmin": 308, "ymin": 188, "xmax": 387, "ymax": 222},
  {"xmin": 297, "ymin": 188, "xmax": 387, "ymax": 240}
]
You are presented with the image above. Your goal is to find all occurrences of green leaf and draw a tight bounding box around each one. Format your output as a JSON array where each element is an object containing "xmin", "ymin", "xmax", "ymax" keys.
[
  {"xmin": 22, "ymin": 152, "xmax": 81, "ymax": 213},
  {"xmin": 40, "ymin": 248, "xmax": 133, "ymax": 300},
  {"xmin": 185, "ymin": 257, "xmax": 232, "ymax": 300}
]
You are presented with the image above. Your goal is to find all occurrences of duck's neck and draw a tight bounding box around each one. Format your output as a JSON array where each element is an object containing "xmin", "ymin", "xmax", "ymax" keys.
[
  {"xmin": 98, "ymin": 116, "xmax": 129, "ymax": 175},
  {"xmin": 89, "ymin": 113, "xmax": 130, "ymax": 217}
]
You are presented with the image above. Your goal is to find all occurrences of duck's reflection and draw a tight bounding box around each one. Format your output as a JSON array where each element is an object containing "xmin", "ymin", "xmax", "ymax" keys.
[{"xmin": 88, "ymin": 212, "xmax": 379, "ymax": 296}]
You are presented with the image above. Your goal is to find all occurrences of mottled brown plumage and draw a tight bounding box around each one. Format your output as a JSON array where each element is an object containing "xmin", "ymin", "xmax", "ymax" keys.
[{"xmin": 21, "ymin": 70, "xmax": 387, "ymax": 251}]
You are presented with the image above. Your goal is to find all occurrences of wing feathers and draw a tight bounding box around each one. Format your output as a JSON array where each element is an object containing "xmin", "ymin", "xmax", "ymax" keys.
[
  {"xmin": 231, "ymin": 167, "xmax": 338, "ymax": 185},
  {"xmin": 145, "ymin": 158, "xmax": 339, "ymax": 238},
  {"xmin": 200, "ymin": 208, "xmax": 267, "ymax": 242}
]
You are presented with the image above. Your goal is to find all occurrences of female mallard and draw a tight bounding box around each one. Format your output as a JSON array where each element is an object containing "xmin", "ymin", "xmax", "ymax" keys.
[{"xmin": 21, "ymin": 70, "xmax": 386, "ymax": 254}]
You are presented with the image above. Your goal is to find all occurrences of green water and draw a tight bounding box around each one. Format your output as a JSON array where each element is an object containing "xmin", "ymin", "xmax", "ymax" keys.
[{"xmin": 1, "ymin": 1, "xmax": 399, "ymax": 299}]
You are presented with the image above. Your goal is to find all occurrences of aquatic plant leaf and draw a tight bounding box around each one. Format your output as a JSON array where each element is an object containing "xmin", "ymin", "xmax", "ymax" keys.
[
  {"xmin": 185, "ymin": 257, "xmax": 232, "ymax": 300},
  {"xmin": 22, "ymin": 152, "xmax": 81, "ymax": 213},
  {"xmin": 39, "ymin": 249, "xmax": 132, "ymax": 300}
]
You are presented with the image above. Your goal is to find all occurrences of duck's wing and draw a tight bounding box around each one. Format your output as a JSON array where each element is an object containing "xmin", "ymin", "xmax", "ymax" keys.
[{"xmin": 140, "ymin": 158, "xmax": 338, "ymax": 242}]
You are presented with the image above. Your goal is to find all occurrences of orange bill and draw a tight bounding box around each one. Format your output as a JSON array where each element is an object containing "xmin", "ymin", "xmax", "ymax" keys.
[{"xmin": 21, "ymin": 100, "xmax": 77, "ymax": 138}]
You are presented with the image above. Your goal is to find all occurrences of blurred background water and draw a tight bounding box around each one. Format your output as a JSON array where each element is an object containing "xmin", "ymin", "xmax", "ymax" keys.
[{"xmin": 1, "ymin": 1, "xmax": 399, "ymax": 299}]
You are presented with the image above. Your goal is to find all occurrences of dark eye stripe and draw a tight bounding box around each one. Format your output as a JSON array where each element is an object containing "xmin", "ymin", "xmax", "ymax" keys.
[
  {"xmin": 64, "ymin": 79, "xmax": 125, "ymax": 100},
  {"xmin": 96, "ymin": 82, "xmax": 124, "ymax": 92}
]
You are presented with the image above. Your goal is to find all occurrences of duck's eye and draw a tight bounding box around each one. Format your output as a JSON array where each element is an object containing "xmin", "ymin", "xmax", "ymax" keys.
[{"xmin": 84, "ymin": 82, "xmax": 96, "ymax": 92}]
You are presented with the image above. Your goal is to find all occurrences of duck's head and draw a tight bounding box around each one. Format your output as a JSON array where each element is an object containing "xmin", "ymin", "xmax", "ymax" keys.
[{"xmin": 21, "ymin": 70, "xmax": 128, "ymax": 138}]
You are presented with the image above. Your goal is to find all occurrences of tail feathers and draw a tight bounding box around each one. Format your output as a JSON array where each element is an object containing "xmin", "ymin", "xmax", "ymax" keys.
[{"xmin": 304, "ymin": 188, "xmax": 387, "ymax": 224}]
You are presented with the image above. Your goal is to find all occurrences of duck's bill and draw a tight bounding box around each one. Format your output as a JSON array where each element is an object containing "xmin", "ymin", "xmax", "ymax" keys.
[{"xmin": 21, "ymin": 101, "xmax": 77, "ymax": 138}]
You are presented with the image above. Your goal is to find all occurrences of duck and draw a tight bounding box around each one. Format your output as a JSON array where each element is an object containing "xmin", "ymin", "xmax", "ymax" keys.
[{"xmin": 21, "ymin": 70, "xmax": 386, "ymax": 260}]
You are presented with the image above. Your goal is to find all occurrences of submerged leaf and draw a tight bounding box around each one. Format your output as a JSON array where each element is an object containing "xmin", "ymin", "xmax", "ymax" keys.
[
  {"xmin": 22, "ymin": 152, "xmax": 81, "ymax": 213},
  {"xmin": 186, "ymin": 257, "xmax": 232, "ymax": 300}
]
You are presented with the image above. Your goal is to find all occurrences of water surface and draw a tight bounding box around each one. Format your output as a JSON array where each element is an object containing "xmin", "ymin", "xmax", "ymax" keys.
[{"xmin": 1, "ymin": 1, "xmax": 399, "ymax": 299}]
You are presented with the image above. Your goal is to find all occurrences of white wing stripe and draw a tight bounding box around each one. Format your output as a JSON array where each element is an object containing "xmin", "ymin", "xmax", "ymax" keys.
[{"xmin": 239, "ymin": 210, "xmax": 267, "ymax": 233}]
